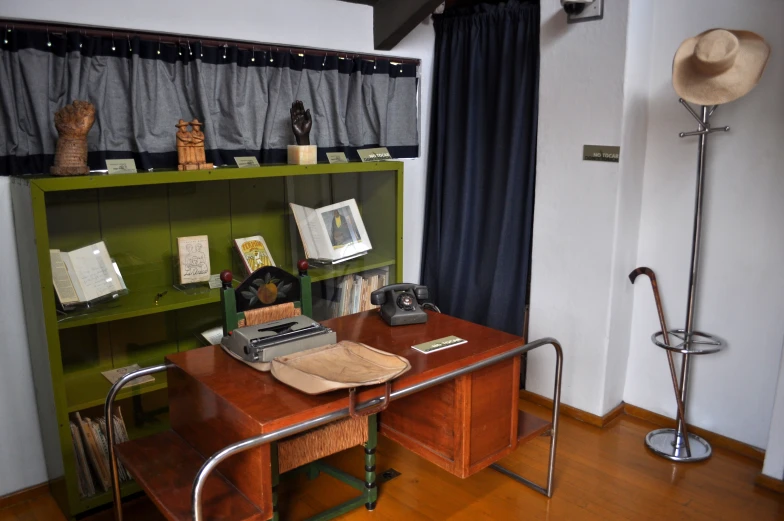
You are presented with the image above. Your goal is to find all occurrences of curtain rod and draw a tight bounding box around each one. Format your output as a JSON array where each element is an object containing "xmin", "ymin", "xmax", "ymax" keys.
[{"xmin": 0, "ymin": 18, "xmax": 422, "ymax": 65}]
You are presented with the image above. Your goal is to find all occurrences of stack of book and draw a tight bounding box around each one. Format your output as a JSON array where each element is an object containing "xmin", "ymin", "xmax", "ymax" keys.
[
  {"xmin": 329, "ymin": 268, "xmax": 388, "ymax": 318},
  {"xmin": 70, "ymin": 409, "xmax": 132, "ymax": 498}
]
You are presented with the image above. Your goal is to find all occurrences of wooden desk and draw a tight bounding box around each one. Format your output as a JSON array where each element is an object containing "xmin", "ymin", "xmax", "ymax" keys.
[{"xmin": 115, "ymin": 311, "xmax": 551, "ymax": 521}]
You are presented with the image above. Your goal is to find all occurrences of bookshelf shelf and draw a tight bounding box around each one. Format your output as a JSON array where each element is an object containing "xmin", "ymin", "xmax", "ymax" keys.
[
  {"xmin": 304, "ymin": 251, "xmax": 396, "ymax": 283},
  {"xmin": 65, "ymin": 370, "xmax": 168, "ymax": 413},
  {"xmin": 57, "ymin": 286, "xmax": 222, "ymax": 330},
  {"xmin": 11, "ymin": 162, "xmax": 404, "ymax": 518},
  {"xmin": 78, "ymin": 481, "xmax": 142, "ymax": 512}
]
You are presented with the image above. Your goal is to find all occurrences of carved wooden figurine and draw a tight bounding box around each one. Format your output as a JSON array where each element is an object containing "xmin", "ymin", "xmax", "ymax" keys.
[
  {"xmin": 176, "ymin": 118, "xmax": 213, "ymax": 171},
  {"xmin": 51, "ymin": 100, "xmax": 96, "ymax": 176}
]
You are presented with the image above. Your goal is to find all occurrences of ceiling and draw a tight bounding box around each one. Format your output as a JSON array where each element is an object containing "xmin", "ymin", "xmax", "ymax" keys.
[{"xmin": 336, "ymin": 0, "xmax": 442, "ymax": 50}]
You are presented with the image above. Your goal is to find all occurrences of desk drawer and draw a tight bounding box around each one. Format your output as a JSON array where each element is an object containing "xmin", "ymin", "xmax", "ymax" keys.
[{"xmin": 379, "ymin": 356, "xmax": 519, "ymax": 478}]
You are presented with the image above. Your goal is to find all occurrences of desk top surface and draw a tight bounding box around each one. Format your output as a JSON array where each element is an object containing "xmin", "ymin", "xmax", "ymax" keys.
[{"xmin": 165, "ymin": 310, "xmax": 523, "ymax": 432}]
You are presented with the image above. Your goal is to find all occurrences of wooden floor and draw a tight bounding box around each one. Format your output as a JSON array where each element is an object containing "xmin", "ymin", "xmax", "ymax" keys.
[{"xmin": 3, "ymin": 400, "xmax": 783, "ymax": 521}]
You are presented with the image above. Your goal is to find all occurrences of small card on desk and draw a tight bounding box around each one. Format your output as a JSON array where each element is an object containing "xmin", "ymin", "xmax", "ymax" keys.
[{"xmin": 412, "ymin": 336, "xmax": 467, "ymax": 354}]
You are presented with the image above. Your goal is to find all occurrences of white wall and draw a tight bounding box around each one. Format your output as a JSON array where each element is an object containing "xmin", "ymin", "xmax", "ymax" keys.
[
  {"xmin": 0, "ymin": 0, "xmax": 434, "ymax": 495},
  {"xmin": 0, "ymin": 178, "xmax": 47, "ymax": 496},
  {"xmin": 624, "ymin": 0, "xmax": 784, "ymax": 449},
  {"xmin": 762, "ymin": 342, "xmax": 784, "ymax": 478},
  {"xmin": 602, "ymin": 0, "xmax": 653, "ymax": 412},
  {"xmin": 526, "ymin": 0, "xmax": 630, "ymax": 416}
]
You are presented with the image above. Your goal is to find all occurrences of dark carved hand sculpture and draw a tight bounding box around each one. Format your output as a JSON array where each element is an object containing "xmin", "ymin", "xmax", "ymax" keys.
[{"xmin": 290, "ymin": 100, "xmax": 312, "ymax": 146}]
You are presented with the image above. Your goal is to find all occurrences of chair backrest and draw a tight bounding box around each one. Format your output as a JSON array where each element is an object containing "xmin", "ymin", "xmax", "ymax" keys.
[{"xmin": 220, "ymin": 260, "xmax": 312, "ymax": 334}]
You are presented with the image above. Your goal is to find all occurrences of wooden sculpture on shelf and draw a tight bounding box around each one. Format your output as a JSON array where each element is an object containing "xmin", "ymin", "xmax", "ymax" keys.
[
  {"xmin": 288, "ymin": 100, "xmax": 317, "ymax": 165},
  {"xmin": 51, "ymin": 100, "xmax": 96, "ymax": 176},
  {"xmin": 176, "ymin": 118, "xmax": 213, "ymax": 171}
]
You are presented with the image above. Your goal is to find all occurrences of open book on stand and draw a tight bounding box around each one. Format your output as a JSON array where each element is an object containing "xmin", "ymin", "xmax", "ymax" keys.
[
  {"xmin": 50, "ymin": 241, "xmax": 127, "ymax": 309},
  {"xmin": 290, "ymin": 199, "xmax": 372, "ymax": 264}
]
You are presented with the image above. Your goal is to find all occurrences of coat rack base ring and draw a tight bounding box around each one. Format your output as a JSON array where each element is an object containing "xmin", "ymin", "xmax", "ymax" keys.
[{"xmin": 646, "ymin": 428, "xmax": 712, "ymax": 462}]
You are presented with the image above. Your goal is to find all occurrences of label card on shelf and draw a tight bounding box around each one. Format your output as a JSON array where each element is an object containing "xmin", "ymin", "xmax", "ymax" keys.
[
  {"xmin": 235, "ymin": 156, "xmax": 261, "ymax": 168},
  {"xmin": 208, "ymin": 274, "xmax": 222, "ymax": 289},
  {"xmin": 102, "ymin": 364, "xmax": 155, "ymax": 385},
  {"xmin": 106, "ymin": 159, "xmax": 138, "ymax": 174},
  {"xmin": 358, "ymin": 148, "xmax": 392, "ymax": 162},
  {"xmin": 327, "ymin": 152, "xmax": 348, "ymax": 164}
]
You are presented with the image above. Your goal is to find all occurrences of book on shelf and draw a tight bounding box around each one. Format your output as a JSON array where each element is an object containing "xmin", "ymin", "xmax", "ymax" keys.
[
  {"xmin": 234, "ymin": 235, "xmax": 275, "ymax": 276},
  {"xmin": 50, "ymin": 241, "xmax": 127, "ymax": 308},
  {"xmin": 72, "ymin": 409, "xmax": 132, "ymax": 498},
  {"xmin": 290, "ymin": 198, "xmax": 372, "ymax": 264},
  {"xmin": 177, "ymin": 235, "xmax": 211, "ymax": 284},
  {"xmin": 70, "ymin": 421, "xmax": 94, "ymax": 498},
  {"xmin": 200, "ymin": 325, "xmax": 224, "ymax": 346},
  {"xmin": 329, "ymin": 268, "xmax": 388, "ymax": 318}
]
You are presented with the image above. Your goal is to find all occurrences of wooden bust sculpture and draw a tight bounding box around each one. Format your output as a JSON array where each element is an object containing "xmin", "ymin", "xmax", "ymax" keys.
[
  {"xmin": 176, "ymin": 118, "xmax": 213, "ymax": 171},
  {"xmin": 51, "ymin": 100, "xmax": 96, "ymax": 176}
]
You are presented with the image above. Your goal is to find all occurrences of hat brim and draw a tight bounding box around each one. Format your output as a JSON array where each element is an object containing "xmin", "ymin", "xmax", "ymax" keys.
[{"xmin": 673, "ymin": 29, "xmax": 770, "ymax": 106}]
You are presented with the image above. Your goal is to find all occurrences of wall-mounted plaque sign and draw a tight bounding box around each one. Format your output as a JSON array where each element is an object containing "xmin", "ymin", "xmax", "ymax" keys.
[{"xmin": 583, "ymin": 145, "xmax": 620, "ymax": 163}]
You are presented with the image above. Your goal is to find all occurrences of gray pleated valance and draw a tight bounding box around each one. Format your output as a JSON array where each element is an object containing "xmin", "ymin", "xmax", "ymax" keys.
[{"xmin": 0, "ymin": 29, "xmax": 420, "ymax": 174}]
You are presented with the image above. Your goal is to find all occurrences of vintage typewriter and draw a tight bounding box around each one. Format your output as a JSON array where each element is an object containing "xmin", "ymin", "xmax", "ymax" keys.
[{"xmin": 221, "ymin": 315, "xmax": 336, "ymax": 364}]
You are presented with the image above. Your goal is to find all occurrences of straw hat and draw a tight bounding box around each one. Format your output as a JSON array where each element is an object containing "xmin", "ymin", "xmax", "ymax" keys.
[{"xmin": 673, "ymin": 29, "xmax": 770, "ymax": 106}]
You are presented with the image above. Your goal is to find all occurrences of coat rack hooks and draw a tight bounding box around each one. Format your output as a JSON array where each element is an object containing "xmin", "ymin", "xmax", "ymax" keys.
[{"xmin": 678, "ymin": 99, "xmax": 731, "ymax": 138}]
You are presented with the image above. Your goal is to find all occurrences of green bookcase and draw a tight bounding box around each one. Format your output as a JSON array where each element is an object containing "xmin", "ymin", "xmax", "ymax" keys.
[{"xmin": 10, "ymin": 162, "xmax": 404, "ymax": 518}]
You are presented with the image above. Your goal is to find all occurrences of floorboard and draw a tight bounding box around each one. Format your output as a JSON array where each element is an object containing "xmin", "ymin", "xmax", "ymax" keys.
[{"xmin": 2, "ymin": 400, "xmax": 782, "ymax": 521}]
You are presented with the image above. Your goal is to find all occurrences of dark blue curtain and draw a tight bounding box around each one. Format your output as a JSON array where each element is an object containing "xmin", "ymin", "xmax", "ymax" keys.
[{"xmin": 421, "ymin": 1, "xmax": 539, "ymax": 335}]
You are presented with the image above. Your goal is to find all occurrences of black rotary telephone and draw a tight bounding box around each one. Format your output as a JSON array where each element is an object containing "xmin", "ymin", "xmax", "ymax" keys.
[{"xmin": 370, "ymin": 283, "xmax": 429, "ymax": 326}]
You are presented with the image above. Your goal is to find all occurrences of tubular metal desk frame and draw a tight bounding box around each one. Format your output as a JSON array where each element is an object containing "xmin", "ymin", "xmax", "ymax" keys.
[{"xmin": 105, "ymin": 337, "xmax": 563, "ymax": 521}]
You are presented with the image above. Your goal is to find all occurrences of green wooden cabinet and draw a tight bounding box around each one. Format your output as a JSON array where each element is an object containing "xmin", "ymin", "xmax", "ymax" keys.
[{"xmin": 10, "ymin": 162, "xmax": 403, "ymax": 518}]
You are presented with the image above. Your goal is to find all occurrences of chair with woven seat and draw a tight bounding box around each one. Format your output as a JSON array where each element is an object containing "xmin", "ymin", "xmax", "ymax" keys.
[{"xmin": 219, "ymin": 261, "xmax": 378, "ymax": 521}]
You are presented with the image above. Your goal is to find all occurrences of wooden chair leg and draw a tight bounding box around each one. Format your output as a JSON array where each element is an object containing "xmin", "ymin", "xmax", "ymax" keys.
[{"xmin": 364, "ymin": 414, "xmax": 378, "ymax": 511}]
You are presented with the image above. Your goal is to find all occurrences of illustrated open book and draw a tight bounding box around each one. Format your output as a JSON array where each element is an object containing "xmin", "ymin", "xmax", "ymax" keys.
[
  {"xmin": 50, "ymin": 241, "xmax": 126, "ymax": 307},
  {"xmin": 289, "ymin": 199, "xmax": 372, "ymax": 264}
]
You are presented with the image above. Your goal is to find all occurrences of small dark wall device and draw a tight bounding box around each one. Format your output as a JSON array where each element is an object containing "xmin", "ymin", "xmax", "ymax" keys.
[{"xmin": 370, "ymin": 283, "xmax": 429, "ymax": 326}]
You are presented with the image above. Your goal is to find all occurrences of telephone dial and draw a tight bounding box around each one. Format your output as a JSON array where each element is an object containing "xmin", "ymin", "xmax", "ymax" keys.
[{"xmin": 370, "ymin": 283, "xmax": 429, "ymax": 326}]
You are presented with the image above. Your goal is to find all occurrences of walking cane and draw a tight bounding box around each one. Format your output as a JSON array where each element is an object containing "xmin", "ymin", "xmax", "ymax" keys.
[{"xmin": 629, "ymin": 267, "xmax": 691, "ymax": 454}]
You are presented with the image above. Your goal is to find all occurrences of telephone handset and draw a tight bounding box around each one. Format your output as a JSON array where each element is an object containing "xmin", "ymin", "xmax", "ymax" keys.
[{"xmin": 370, "ymin": 283, "xmax": 429, "ymax": 326}]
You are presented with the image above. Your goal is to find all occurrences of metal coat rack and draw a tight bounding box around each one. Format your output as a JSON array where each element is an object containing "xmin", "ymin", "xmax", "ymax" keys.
[{"xmin": 645, "ymin": 98, "xmax": 728, "ymax": 462}]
